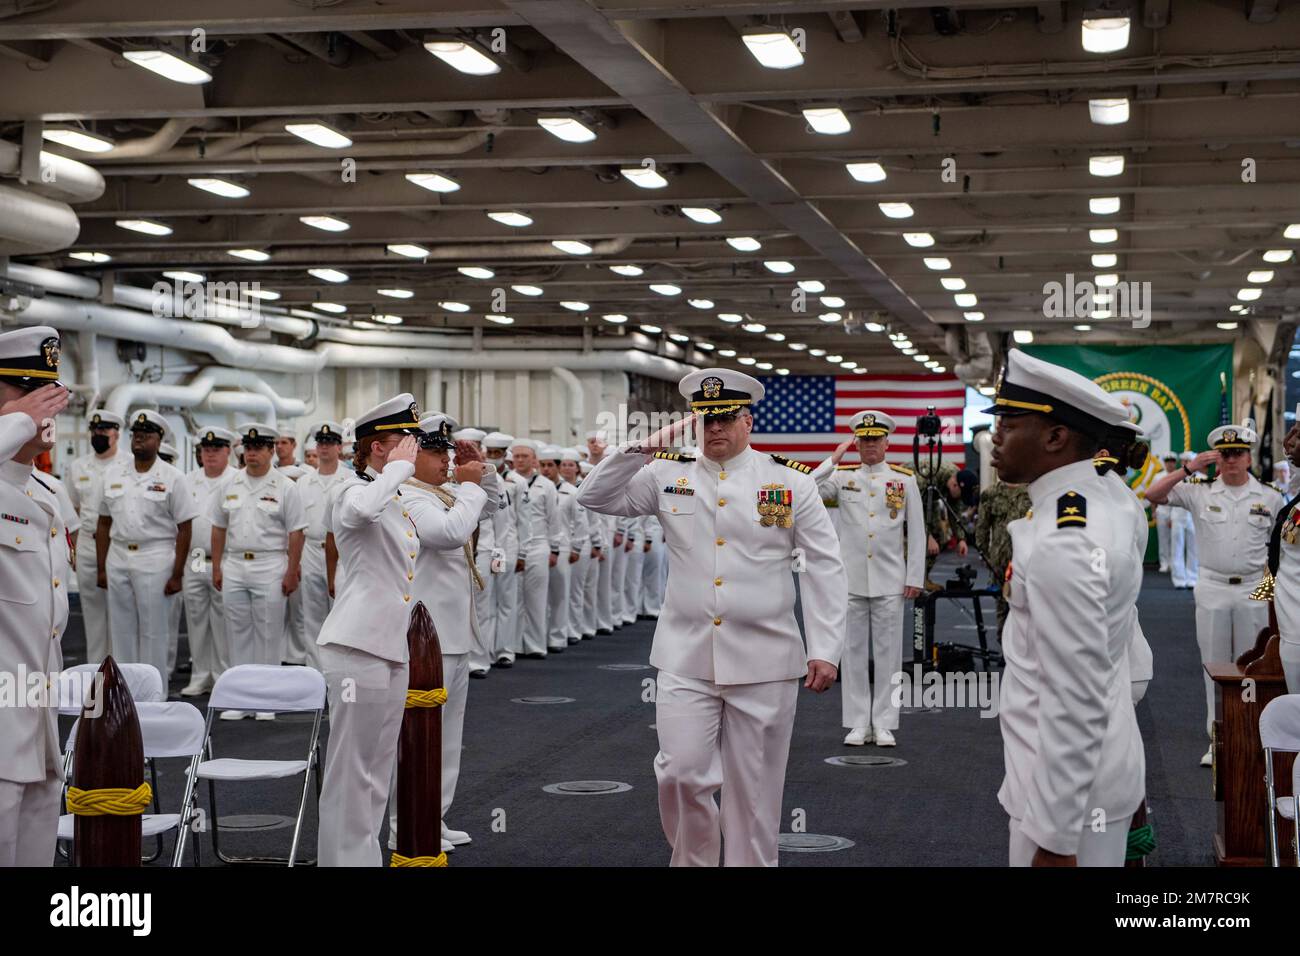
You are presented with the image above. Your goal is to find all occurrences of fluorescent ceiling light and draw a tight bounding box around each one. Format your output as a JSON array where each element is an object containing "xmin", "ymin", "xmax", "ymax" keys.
[
  {"xmin": 1095, "ymin": 273, "xmax": 1119, "ymax": 287},
  {"xmin": 387, "ymin": 243, "xmax": 428, "ymax": 259},
  {"xmin": 902, "ymin": 348, "xmax": 918, "ymax": 355},
  {"xmin": 669, "ymin": 332, "xmax": 690, "ymax": 343},
  {"xmin": 458, "ymin": 266, "xmax": 495, "ymax": 279},
  {"xmin": 488, "ymin": 211, "xmax": 533, "ymax": 228},
  {"xmin": 485, "ymin": 314, "xmax": 514, "ymax": 325},
  {"xmin": 378, "ymin": 288, "xmax": 414, "ymax": 299},
  {"xmin": 788, "ymin": 342, "xmax": 808, "ymax": 351},
  {"xmin": 244, "ymin": 288, "xmax": 280, "ymax": 301},
  {"xmin": 764, "ymin": 260, "xmax": 795, "ymax": 274},
  {"xmin": 552, "ymin": 240, "xmax": 593, "ymax": 255},
  {"xmin": 1247, "ymin": 270, "xmax": 1274, "ymax": 283},
  {"xmin": 312, "ymin": 302, "xmax": 347, "ymax": 314},
  {"xmin": 1013, "ymin": 329, "xmax": 1034, "ymax": 344},
  {"xmin": 878, "ymin": 202, "xmax": 914, "ymax": 219},
  {"xmin": 1217, "ymin": 321, "xmax": 1239, "ymax": 330},
  {"xmin": 1285, "ymin": 224, "xmax": 1300, "ymax": 240},
  {"xmin": 718, "ymin": 348, "xmax": 737, "ymax": 358},
  {"xmin": 610, "ymin": 264, "xmax": 644, "ymax": 276},
  {"xmin": 511, "ymin": 285, "xmax": 544, "ymax": 297},
  {"xmin": 741, "ymin": 27, "xmax": 804, "ymax": 70},
  {"xmin": 650, "ymin": 283, "xmax": 682, "ymax": 296},
  {"xmin": 924, "ymin": 257, "xmax": 951, "ymax": 271},
  {"xmin": 808, "ymin": 348, "xmax": 826, "ymax": 357},
  {"xmin": 846, "ymin": 161, "xmax": 886, "ymax": 183},
  {"xmin": 1074, "ymin": 324, "xmax": 1092, "ymax": 332},
  {"xmin": 1088, "ymin": 98, "xmax": 1130, "ymax": 125},
  {"xmin": 1095, "ymin": 291, "xmax": 1113, "ymax": 304},
  {"xmin": 954, "ymin": 293, "xmax": 978, "ymax": 307},
  {"xmin": 228, "ymin": 248, "xmax": 270, "ymax": 262},
  {"xmin": 1229, "ymin": 304, "xmax": 1246, "ymax": 313},
  {"xmin": 640, "ymin": 324, "xmax": 662, "ymax": 334},
  {"xmin": 737, "ymin": 356, "xmax": 758, "ymax": 366},
  {"xmin": 840, "ymin": 361, "xmax": 856, "ymax": 369},
  {"xmin": 1090, "ymin": 228, "xmax": 1118, "ymax": 244},
  {"xmin": 820, "ymin": 296, "xmax": 846, "ymax": 308},
  {"xmin": 864, "ymin": 322, "xmax": 885, "ymax": 333},
  {"xmin": 602, "ymin": 314, "xmax": 628, "ymax": 324},
  {"xmin": 757, "ymin": 362, "xmax": 774, "ymax": 371},
  {"xmin": 284, "ymin": 121, "xmax": 351, "ymax": 149},
  {"xmin": 727, "ymin": 236, "xmax": 762, "ymax": 252},
  {"xmin": 308, "ymin": 268, "xmax": 349, "ymax": 283},
  {"xmin": 372, "ymin": 314, "xmax": 404, "ymax": 325},
  {"xmin": 688, "ymin": 298, "xmax": 714, "ymax": 309},
  {"xmin": 803, "ymin": 106, "xmax": 851, "ymax": 135},
  {"xmin": 681, "ymin": 207, "xmax": 722, "ymax": 224},
  {"xmin": 940, "ymin": 277, "xmax": 966, "ymax": 291},
  {"xmin": 1262, "ymin": 250, "xmax": 1294, "ymax": 263},
  {"xmin": 818, "ymin": 312, "xmax": 841, "ymax": 323},
  {"xmin": 796, "ymin": 280, "xmax": 825, "ymax": 293},
  {"xmin": 439, "ymin": 301, "xmax": 470, "ymax": 312},
  {"xmin": 620, "ymin": 166, "xmax": 668, "ymax": 189},
  {"xmin": 1081, "ymin": 17, "xmax": 1130, "ymax": 54},
  {"xmin": 69, "ymin": 251, "xmax": 111, "ymax": 263},
  {"xmin": 1237, "ymin": 288, "xmax": 1262, "ymax": 301},
  {"xmin": 697, "ymin": 342, "xmax": 716, "ymax": 351},
  {"xmin": 742, "ymin": 323, "xmax": 766, "ymax": 333},
  {"xmin": 911, "ymin": 354, "xmax": 929, "ymax": 363},
  {"xmin": 405, "ymin": 172, "xmax": 460, "ymax": 193},
  {"xmin": 537, "ymin": 115, "xmax": 597, "ymax": 144},
  {"xmin": 776, "ymin": 368, "xmax": 790, "ymax": 376},
  {"xmin": 163, "ymin": 270, "xmax": 204, "ymax": 283},
  {"xmin": 42, "ymin": 127, "xmax": 115, "ymax": 153},
  {"xmin": 115, "ymin": 218, "xmax": 171, "ymax": 236},
  {"xmin": 932, "ymin": 366, "xmax": 946, "ymax": 374},
  {"xmin": 963, "ymin": 312, "xmax": 984, "ymax": 322},
  {"xmin": 1089, "ymin": 196, "xmax": 1121, "ymax": 215},
  {"xmin": 718, "ymin": 313, "xmax": 743, "ymax": 323},
  {"xmin": 1089, "ymin": 155, "xmax": 1125, "ymax": 177},
  {"xmin": 904, "ymin": 232, "xmax": 935, "ymax": 247},
  {"xmin": 560, "ymin": 301, "xmax": 589, "ymax": 311},
  {"xmin": 422, "ymin": 38, "xmax": 500, "ymax": 75},
  {"xmin": 1091, "ymin": 253, "xmax": 1117, "ymax": 268},
  {"xmin": 765, "ymin": 332, "xmax": 786, "ymax": 341},
  {"xmin": 924, "ymin": 360, "xmax": 939, "ymax": 369},
  {"xmin": 187, "ymin": 177, "xmax": 249, "ymax": 199},
  {"xmin": 300, "ymin": 215, "xmax": 350, "ymax": 232},
  {"xmin": 123, "ymin": 49, "xmax": 211, "ymax": 85}
]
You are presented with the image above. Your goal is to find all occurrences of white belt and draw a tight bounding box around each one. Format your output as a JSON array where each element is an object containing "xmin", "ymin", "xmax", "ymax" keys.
[{"xmin": 1198, "ymin": 567, "xmax": 1264, "ymax": 586}]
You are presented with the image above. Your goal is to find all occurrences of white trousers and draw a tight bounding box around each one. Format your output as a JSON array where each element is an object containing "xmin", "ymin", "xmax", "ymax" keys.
[
  {"xmin": 623, "ymin": 546, "xmax": 645, "ymax": 623},
  {"xmin": 222, "ymin": 553, "xmax": 289, "ymax": 667},
  {"xmin": 595, "ymin": 534, "xmax": 615, "ymax": 631},
  {"xmin": 0, "ymin": 775, "xmax": 60, "ymax": 866},
  {"xmin": 75, "ymin": 537, "xmax": 109, "ymax": 664},
  {"xmin": 1172, "ymin": 509, "xmax": 1199, "ymax": 587},
  {"xmin": 1154, "ymin": 504, "xmax": 1171, "ymax": 570},
  {"xmin": 568, "ymin": 551, "xmax": 591, "ymax": 638},
  {"xmin": 1283, "ymin": 641, "xmax": 1300, "ymax": 695},
  {"xmin": 654, "ymin": 670, "xmax": 799, "ymax": 867},
  {"xmin": 581, "ymin": 547, "xmax": 600, "ymax": 635},
  {"xmin": 519, "ymin": 545, "xmax": 550, "ymax": 655},
  {"xmin": 388, "ymin": 652, "xmax": 470, "ymax": 841},
  {"xmin": 494, "ymin": 568, "xmax": 522, "ymax": 662},
  {"xmin": 283, "ymin": 587, "xmax": 305, "ymax": 663},
  {"xmin": 470, "ymin": 551, "xmax": 497, "ymax": 671},
  {"xmin": 293, "ymin": 540, "xmax": 330, "ymax": 669},
  {"xmin": 167, "ymin": 586, "xmax": 183, "ymax": 678},
  {"xmin": 641, "ymin": 540, "xmax": 663, "ymax": 616},
  {"xmin": 1194, "ymin": 574, "xmax": 1268, "ymax": 737},
  {"xmin": 318, "ymin": 643, "xmax": 408, "ymax": 867},
  {"xmin": 1008, "ymin": 814, "xmax": 1133, "ymax": 867},
  {"xmin": 547, "ymin": 558, "xmax": 572, "ymax": 649},
  {"xmin": 843, "ymin": 593, "xmax": 905, "ymax": 731},
  {"xmin": 182, "ymin": 559, "xmax": 226, "ymax": 686},
  {"xmin": 106, "ymin": 543, "xmax": 175, "ymax": 686},
  {"xmin": 609, "ymin": 542, "xmax": 628, "ymax": 625}
]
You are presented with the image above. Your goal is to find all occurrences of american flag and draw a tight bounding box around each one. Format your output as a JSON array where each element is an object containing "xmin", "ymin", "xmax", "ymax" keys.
[{"xmin": 750, "ymin": 374, "xmax": 967, "ymax": 467}]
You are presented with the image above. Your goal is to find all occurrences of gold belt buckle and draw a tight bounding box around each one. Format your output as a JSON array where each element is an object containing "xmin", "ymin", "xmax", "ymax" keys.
[
  {"xmin": 126, "ymin": 543, "xmax": 139, "ymax": 552},
  {"xmin": 1229, "ymin": 576, "xmax": 1242, "ymax": 585},
  {"xmin": 243, "ymin": 551, "xmax": 255, "ymax": 560}
]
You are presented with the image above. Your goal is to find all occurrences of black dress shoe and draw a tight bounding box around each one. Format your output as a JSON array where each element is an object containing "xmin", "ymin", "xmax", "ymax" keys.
[
  {"xmin": 524, "ymin": 652, "xmax": 546, "ymax": 660},
  {"xmin": 547, "ymin": 646, "xmax": 565, "ymax": 655},
  {"xmin": 469, "ymin": 670, "xmax": 489, "ymax": 679},
  {"xmin": 567, "ymin": 636, "xmax": 581, "ymax": 645},
  {"xmin": 597, "ymin": 628, "xmax": 613, "ymax": 635},
  {"xmin": 494, "ymin": 658, "xmax": 514, "ymax": 669},
  {"xmin": 581, "ymin": 633, "xmax": 595, "ymax": 641}
]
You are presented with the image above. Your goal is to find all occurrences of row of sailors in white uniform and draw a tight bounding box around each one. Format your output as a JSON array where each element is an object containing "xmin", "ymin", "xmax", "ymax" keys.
[{"xmin": 58, "ymin": 413, "xmax": 666, "ymax": 704}]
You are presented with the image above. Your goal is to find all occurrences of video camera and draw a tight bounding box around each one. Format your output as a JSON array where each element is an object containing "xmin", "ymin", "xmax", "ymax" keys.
[
  {"xmin": 945, "ymin": 564, "xmax": 978, "ymax": 591},
  {"xmin": 916, "ymin": 405, "xmax": 942, "ymax": 439}
]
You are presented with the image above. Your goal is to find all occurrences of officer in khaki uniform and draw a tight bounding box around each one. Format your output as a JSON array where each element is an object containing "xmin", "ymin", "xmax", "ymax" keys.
[
  {"xmin": 210, "ymin": 423, "xmax": 307, "ymax": 719},
  {"xmin": 66, "ymin": 409, "xmax": 125, "ymax": 665},
  {"xmin": 815, "ymin": 410, "xmax": 924, "ymax": 747},
  {"xmin": 1144, "ymin": 419, "xmax": 1283, "ymax": 765},
  {"xmin": 96, "ymin": 410, "xmax": 196, "ymax": 687},
  {"xmin": 578, "ymin": 368, "xmax": 846, "ymax": 867},
  {"xmin": 179, "ymin": 426, "xmax": 236, "ymax": 696},
  {"xmin": 0, "ymin": 327, "xmax": 71, "ymax": 866}
]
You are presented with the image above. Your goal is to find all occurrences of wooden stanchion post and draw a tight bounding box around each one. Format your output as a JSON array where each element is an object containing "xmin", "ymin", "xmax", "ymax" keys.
[
  {"xmin": 72, "ymin": 656, "xmax": 144, "ymax": 866},
  {"xmin": 395, "ymin": 601, "xmax": 444, "ymax": 864}
]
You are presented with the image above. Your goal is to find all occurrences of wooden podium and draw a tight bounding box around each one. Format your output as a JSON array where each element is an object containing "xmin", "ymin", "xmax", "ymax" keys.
[{"xmin": 1208, "ymin": 633, "xmax": 1294, "ymax": 866}]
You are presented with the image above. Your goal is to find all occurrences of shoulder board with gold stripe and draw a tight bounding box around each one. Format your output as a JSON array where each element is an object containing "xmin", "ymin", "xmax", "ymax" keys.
[
  {"xmin": 888, "ymin": 463, "xmax": 914, "ymax": 476},
  {"xmin": 771, "ymin": 454, "xmax": 812, "ymax": 474},
  {"xmin": 835, "ymin": 463, "xmax": 858, "ymax": 471},
  {"xmin": 653, "ymin": 451, "xmax": 694, "ymax": 462},
  {"xmin": 1056, "ymin": 491, "xmax": 1087, "ymax": 528}
]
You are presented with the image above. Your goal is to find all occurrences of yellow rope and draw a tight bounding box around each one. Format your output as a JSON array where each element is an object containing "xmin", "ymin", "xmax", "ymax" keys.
[
  {"xmin": 390, "ymin": 851, "xmax": 448, "ymax": 867},
  {"xmin": 66, "ymin": 783, "xmax": 152, "ymax": 817},
  {"xmin": 405, "ymin": 687, "xmax": 447, "ymax": 709}
]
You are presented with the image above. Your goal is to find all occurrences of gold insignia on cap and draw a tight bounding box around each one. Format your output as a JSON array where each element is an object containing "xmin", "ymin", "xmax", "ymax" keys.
[
  {"xmin": 702, "ymin": 376, "xmax": 723, "ymax": 400},
  {"xmin": 321, "ymin": 425, "xmax": 332, "ymax": 435},
  {"xmin": 91, "ymin": 414, "xmax": 102, "ymax": 425},
  {"xmin": 41, "ymin": 337, "xmax": 59, "ymax": 369},
  {"xmin": 864, "ymin": 414, "xmax": 875, "ymax": 427},
  {"xmin": 409, "ymin": 401, "xmax": 421, "ymax": 419},
  {"xmin": 248, "ymin": 428, "xmax": 259, "ymax": 438},
  {"xmin": 205, "ymin": 431, "xmax": 216, "ymax": 441},
  {"xmin": 1222, "ymin": 429, "xmax": 1238, "ymax": 443},
  {"xmin": 137, "ymin": 413, "xmax": 147, "ymax": 424}
]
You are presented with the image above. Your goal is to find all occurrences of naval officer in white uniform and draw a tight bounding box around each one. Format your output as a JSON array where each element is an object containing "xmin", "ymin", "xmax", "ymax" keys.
[
  {"xmin": 0, "ymin": 328, "xmax": 70, "ymax": 866},
  {"xmin": 578, "ymin": 368, "xmax": 846, "ymax": 867},
  {"xmin": 1144, "ymin": 418, "xmax": 1283, "ymax": 765},
  {"xmin": 455, "ymin": 427, "xmax": 517, "ymax": 677},
  {"xmin": 179, "ymin": 426, "xmax": 236, "ymax": 696},
  {"xmin": 510, "ymin": 438, "xmax": 562, "ymax": 658},
  {"xmin": 293, "ymin": 421, "xmax": 350, "ymax": 668},
  {"xmin": 539, "ymin": 444, "xmax": 577, "ymax": 652},
  {"xmin": 315, "ymin": 395, "xmax": 487, "ymax": 867},
  {"xmin": 66, "ymin": 409, "xmax": 125, "ymax": 665},
  {"xmin": 986, "ymin": 350, "xmax": 1145, "ymax": 866},
  {"xmin": 815, "ymin": 410, "xmax": 924, "ymax": 747},
  {"xmin": 482, "ymin": 432, "xmax": 525, "ymax": 668}
]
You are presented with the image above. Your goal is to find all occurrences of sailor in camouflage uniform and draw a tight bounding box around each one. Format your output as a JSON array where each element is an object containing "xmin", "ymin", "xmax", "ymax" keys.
[{"xmin": 974, "ymin": 478, "xmax": 1032, "ymax": 636}]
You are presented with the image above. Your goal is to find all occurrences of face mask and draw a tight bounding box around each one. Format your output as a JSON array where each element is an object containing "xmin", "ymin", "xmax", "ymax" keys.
[{"xmin": 91, "ymin": 434, "xmax": 111, "ymax": 454}]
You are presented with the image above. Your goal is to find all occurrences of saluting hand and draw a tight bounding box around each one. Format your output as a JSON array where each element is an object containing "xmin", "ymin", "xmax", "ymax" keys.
[
  {"xmin": 389, "ymin": 435, "xmax": 419, "ymax": 467},
  {"xmin": 1187, "ymin": 450, "xmax": 1219, "ymax": 473},
  {"xmin": 805, "ymin": 660, "xmax": 837, "ymax": 693},
  {"xmin": 454, "ymin": 460, "xmax": 487, "ymax": 485},
  {"xmin": 454, "ymin": 439, "xmax": 484, "ymax": 463},
  {"xmin": 0, "ymin": 383, "xmax": 69, "ymax": 433},
  {"xmin": 641, "ymin": 414, "xmax": 695, "ymax": 452},
  {"xmin": 830, "ymin": 436, "xmax": 855, "ymax": 465},
  {"xmin": 1285, "ymin": 424, "xmax": 1300, "ymax": 466}
]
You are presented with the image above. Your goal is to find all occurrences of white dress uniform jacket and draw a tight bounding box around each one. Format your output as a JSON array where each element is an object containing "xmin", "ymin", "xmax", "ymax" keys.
[
  {"xmin": 515, "ymin": 471, "xmax": 562, "ymax": 655},
  {"xmin": 817, "ymin": 461, "xmax": 924, "ymax": 597},
  {"xmin": 182, "ymin": 465, "xmax": 232, "ymax": 686},
  {"xmin": 287, "ymin": 465, "xmax": 349, "ymax": 666},
  {"xmin": 493, "ymin": 470, "xmax": 529, "ymax": 661},
  {"xmin": 578, "ymin": 445, "xmax": 846, "ymax": 683},
  {"xmin": 998, "ymin": 458, "xmax": 1145, "ymax": 858},
  {"xmin": 1275, "ymin": 472, "xmax": 1300, "ymax": 691},
  {"xmin": 67, "ymin": 451, "xmax": 120, "ymax": 664}
]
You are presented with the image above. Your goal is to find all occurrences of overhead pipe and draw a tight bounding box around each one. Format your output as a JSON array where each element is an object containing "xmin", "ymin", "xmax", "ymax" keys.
[
  {"xmin": 0, "ymin": 141, "xmax": 105, "ymax": 204},
  {"xmin": 0, "ymin": 183, "xmax": 81, "ymax": 255},
  {"xmin": 95, "ymin": 119, "xmax": 207, "ymax": 160},
  {"xmin": 106, "ymin": 367, "xmax": 309, "ymax": 424},
  {"xmin": 108, "ymin": 130, "xmax": 492, "ymax": 166},
  {"xmin": 551, "ymin": 367, "xmax": 585, "ymax": 447}
]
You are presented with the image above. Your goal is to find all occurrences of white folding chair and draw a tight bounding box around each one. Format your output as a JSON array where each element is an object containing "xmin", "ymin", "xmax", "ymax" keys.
[
  {"xmin": 58, "ymin": 701, "xmax": 207, "ymax": 867},
  {"xmin": 190, "ymin": 665, "xmax": 326, "ymax": 866},
  {"xmin": 1259, "ymin": 694, "xmax": 1300, "ymax": 866}
]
